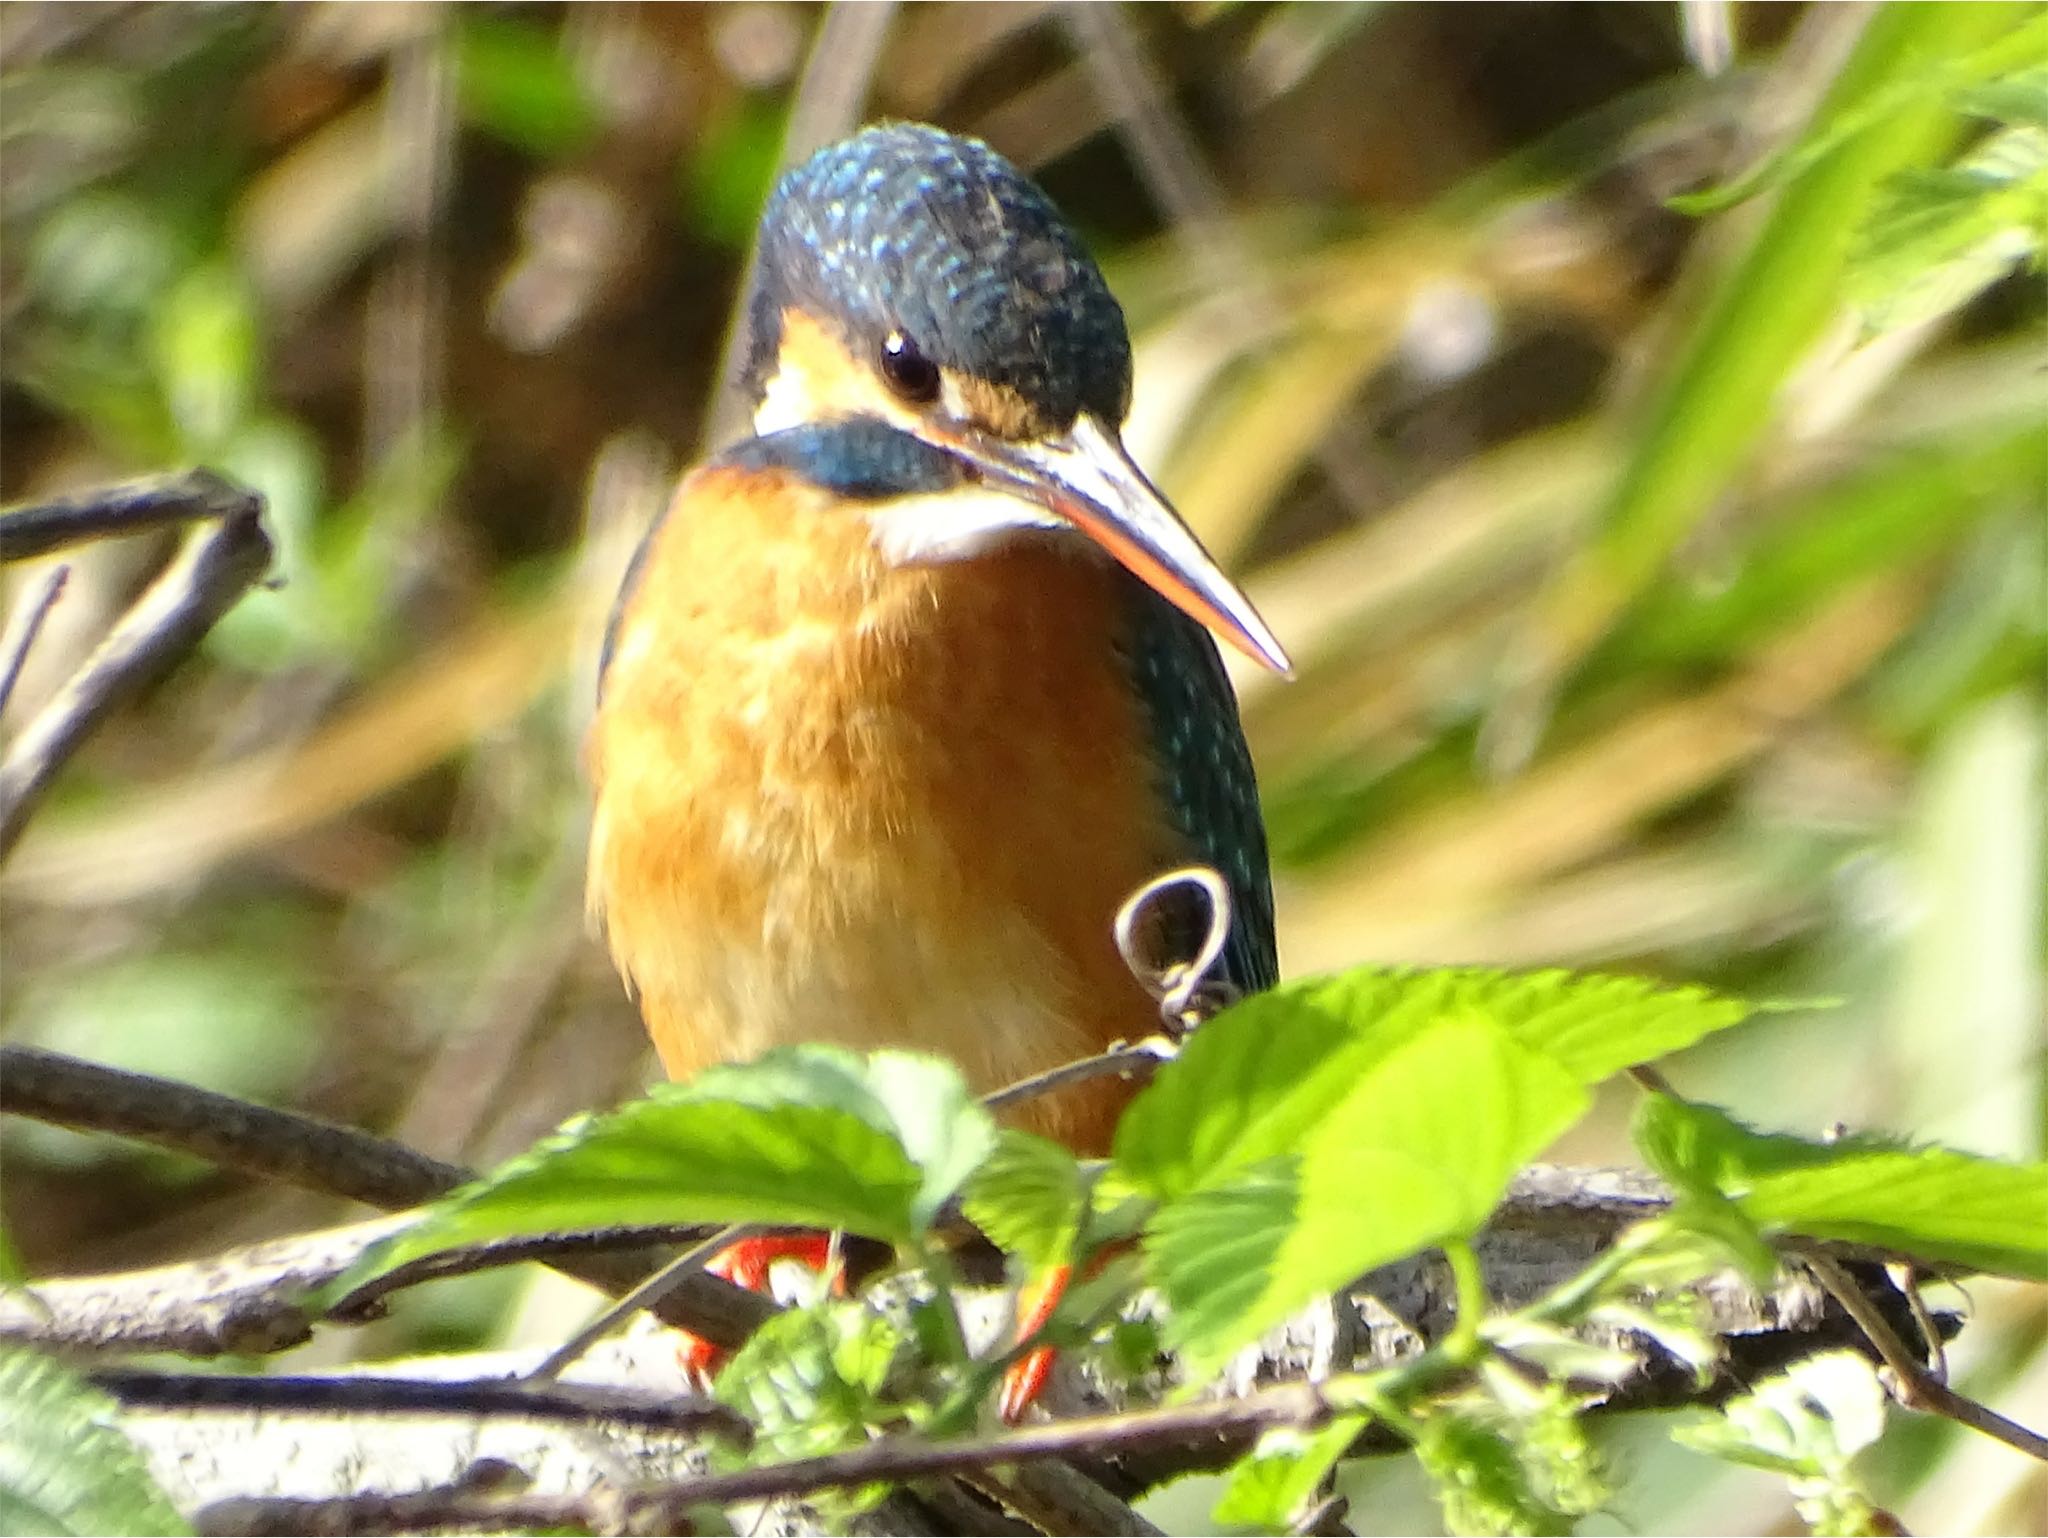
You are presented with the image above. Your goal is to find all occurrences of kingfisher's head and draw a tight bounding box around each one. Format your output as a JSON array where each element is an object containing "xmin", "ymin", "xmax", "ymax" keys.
[{"xmin": 737, "ymin": 122, "xmax": 1289, "ymax": 675}]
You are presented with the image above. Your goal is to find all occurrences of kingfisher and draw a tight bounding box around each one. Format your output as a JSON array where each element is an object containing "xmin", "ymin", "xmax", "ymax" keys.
[{"xmin": 586, "ymin": 122, "xmax": 1287, "ymax": 1410}]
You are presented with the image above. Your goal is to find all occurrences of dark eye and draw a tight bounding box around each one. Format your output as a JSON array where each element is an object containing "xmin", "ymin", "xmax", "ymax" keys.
[{"xmin": 879, "ymin": 331, "xmax": 941, "ymax": 405}]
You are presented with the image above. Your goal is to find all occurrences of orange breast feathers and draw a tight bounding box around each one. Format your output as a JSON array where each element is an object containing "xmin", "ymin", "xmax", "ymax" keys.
[{"xmin": 586, "ymin": 463, "xmax": 1183, "ymax": 1152}]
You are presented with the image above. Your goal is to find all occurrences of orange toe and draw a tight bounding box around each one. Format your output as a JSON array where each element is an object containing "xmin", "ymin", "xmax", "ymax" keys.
[
  {"xmin": 998, "ymin": 1263, "xmax": 1073, "ymax": 1422},
  {"xmin": 676, "ymin": 1232, "xmax": 840, "ymax": 1383}
]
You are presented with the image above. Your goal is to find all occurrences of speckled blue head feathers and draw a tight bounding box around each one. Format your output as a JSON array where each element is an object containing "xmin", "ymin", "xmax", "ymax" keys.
[{"xmin": 743, "ymin": 123, "xmax": 1133, "ymax": 432}]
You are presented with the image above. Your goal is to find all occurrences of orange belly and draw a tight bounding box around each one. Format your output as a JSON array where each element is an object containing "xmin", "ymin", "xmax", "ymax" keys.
[{"xmin": 586, "ymin": 465, "xmax": 1183, "ymax": 1153}]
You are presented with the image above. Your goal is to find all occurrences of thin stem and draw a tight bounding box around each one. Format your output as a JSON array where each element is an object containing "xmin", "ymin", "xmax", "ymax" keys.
[
  {"xmin": 525, "ymin": 1223, "xmax": 758, "ymax": 1381},
  {"xmin": 0, "ymin": 563, "xmax": 68, "ymax": 713},
  {"xmin": 1790, "ymin": 1240, "xmax": 2048, "ymax": 1463},
  {"xmin": 1442, "ymin": 1240, "xmax": 1488, "ymax": 1363}
]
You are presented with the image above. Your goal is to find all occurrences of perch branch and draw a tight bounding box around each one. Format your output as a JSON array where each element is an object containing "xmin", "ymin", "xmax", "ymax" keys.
[{"xmin": 0, "ymin": 1046, "xmax": 773, "ymax": 1352}]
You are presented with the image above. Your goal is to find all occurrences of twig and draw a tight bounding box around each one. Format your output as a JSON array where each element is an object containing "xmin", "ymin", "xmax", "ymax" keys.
[
  {"xmin": 982, "ymin": 1042, "xmax": 1170, "ymax": 1115},
  {"xmin": 0, "ymin": 477, "xmax": 272, "ymax": 856},
  {"xmin": 0, "ymin": 1045, "xmax": 467, "ymax": 1210},
  {"xmin": 962, "ymin": 1459, "xmax": 1163, "ymax": 1538},
  {"xmin": 0, "ymin": 1212, "xmax": 774, "ymax": 1359},
  {"xmin": 0, "ymin": 467, "xmax": 258, "ymax": 562},
  {"xmin": 196, "ymin": 1473, "xmax": 588, "ymax": 1538},
  {"xmin": 94, "ymin": 1369, "xmax": 751, "ymax": 1443},
  {"xmin": 197, "ymin": 1380, "xmax": 1336, "ymax": 1537},
  {"xmin": 525, "ymin": 1222, "xmax": 763, "ymax": 1381},
  {"xmin": 1789, "ymin": 1241, "xmax": 2048, "ymax": 1463},
  {"xmin": 0, "ymin": 562, "xmax": 68, "ymax": 712}
]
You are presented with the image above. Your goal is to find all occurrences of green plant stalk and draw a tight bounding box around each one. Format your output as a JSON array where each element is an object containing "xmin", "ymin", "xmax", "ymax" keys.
[
  {"xmin": 1443, "ymin": 1239, "xmax": 1488, "ymax": 1363},
  {"xmin": 1514, "ymin": 1, "xmax": 2023, "ymax": 714}
]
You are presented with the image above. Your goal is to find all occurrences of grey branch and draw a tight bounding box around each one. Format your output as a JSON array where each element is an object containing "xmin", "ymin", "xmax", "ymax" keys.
[{"xmin": 0, "ymin": 1045, "xmax": 774, "ymax": 1352}]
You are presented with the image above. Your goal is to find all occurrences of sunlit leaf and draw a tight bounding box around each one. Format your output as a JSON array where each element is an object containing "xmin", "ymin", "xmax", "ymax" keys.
[
  {"xmin": 1415, "ymin": 1414, "xmax": 1572, "ymax": 1537},
  {"xmin": 713, "ymin": 1299, "xmax": 904, "ymax": 1516},
  {"xmin": 714, "ymin": 1298, "xmax": 902, "ymax": 1462},
  {"xmin": 0, "ymin": 1348, "xmax": 189, "ymax": 1536},
  {"xmin": 1850, "ymin": 124, "xmax": 2048, "ymax": 336},
  {"xmin": 1213, "ymin": 1416, "xmax": 1366, "ymax": 1533},
  {"xmin": 1635, "ymin": 1095, "xmax": 2048, "ymax": 1278},
  {"xmin": 1116, "ymin": 966, "xmax": 1747, "ymax": 1201},
  {"xmin": 1146, "ymin": 1013, "xmax": 1587, "ymax": 1375},
  {"xmin": 961, "ymin": 1130, "xmax": 1086, "ymax": 1268},
  {"xmin": 340, "ymin": 1047, "xmax": 1000, "ymax": 1291}
]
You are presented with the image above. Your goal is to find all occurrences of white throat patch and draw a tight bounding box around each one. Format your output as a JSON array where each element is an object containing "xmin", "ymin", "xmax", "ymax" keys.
[{"xmin": 866, "ymin": 487, "xmax": 1067, "ymax": 566}]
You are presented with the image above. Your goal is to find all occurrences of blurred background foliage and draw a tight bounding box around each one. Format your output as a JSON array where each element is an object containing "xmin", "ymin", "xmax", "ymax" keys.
[{"xmin": 0, "ymin": 2, "xmax": 2041, "ymax": 1531}]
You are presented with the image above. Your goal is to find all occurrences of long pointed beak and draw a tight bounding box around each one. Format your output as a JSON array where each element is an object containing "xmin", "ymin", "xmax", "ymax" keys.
[{"xmin": 936, "ymin": 413, "xmax": 1292, "ymax": 676}]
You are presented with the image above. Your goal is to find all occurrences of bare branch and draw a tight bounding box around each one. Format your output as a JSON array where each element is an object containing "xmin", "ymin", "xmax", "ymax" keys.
[
  {"xmin": 0, "ymin": 1212, "xmax": 777, "ymax": 1360},
  {"xmin": 0, "ymin": 1045, "xmax": 467, "ymax": 1211},
  {"xmin": 94, "ymin": 1369, "xmax": 751, "ymax": 1444},
  {"xmin": 191, "ymin": 1381, "xmax": 1336, "ymax": 1538},
  {"xmin": 0, "ymin": 474, "xmax": 272, "ymax": 856},
  {"xmin": 0, "ymin": 562, "xmax": 68, "ymax": 712},
  {"xmin": 0, "ymin": 467, "xmax": 259, "ymax": 561}
]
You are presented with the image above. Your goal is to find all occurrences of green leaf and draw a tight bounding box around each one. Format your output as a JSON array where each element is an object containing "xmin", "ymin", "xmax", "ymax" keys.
[
  {"xmin": 1212, "ymin": 1416, "xmax": 1366, "ymax": 1532},
  {"xmin": 859, "ymin": 1051, "xmax": 998, "ymax": 1231},
  {"xmin": 714, "ymin": 1298, "xmax": 903, "ymax": 1463},
  {"xmin": 455, "ymin": 16, "xmax": 599, "ymax": 158},
  {"xmin": 1850, "ymin": 124, "xmax": 2048, "ymax": 336},
  {"xmin": 1669, "ymin": 18, "xmax": 2048, "ymax": 214},
  {"xmin": 1474, "ymin": 1365, "xmax": 1611, "ymax": 1521},
  {"xmin": 712, "ymin": 1299, "xmax": 904, "ymax": 1517},
  {"xmin": 1671, "ymin": 1350, "xmax": 1889, "ymax": 1535},
  {"xmin": 1635, "ymin": 1095, "xmax": 2048, "ymax": 1278},
  {"xmin": 1116, "ymin": 966, "xmax": 1746, "ymax": 1201},
  {"xmin": 961, "ymin": 1130, "xmax": 1086, "ymax": 1267},
  {"xmin": 0, "ymin": 1348, "xmax": 189, "ymax": 1536},
  {"xmin": 1955, "ymin": 64, "xmax": 2048, "ymax": 128},
  {"xmin": 1143, "ymin": 1158, "xmax": 1297, "ymax": 1365},
  {"xmin": 1415, "ymin": 1414, "xmax": 1572, "ymax": 1537},
  {"xmin": 1147, "ymin": 1014, "xmax": 1588, "ymax": 1375},
  {"xmin": 342, "ymin": 1047, "xmax": 996, "ymax": 1292},
  {"xmin": 1509, "ymin": 1, "xmax": 2021, "ymax": 723}
]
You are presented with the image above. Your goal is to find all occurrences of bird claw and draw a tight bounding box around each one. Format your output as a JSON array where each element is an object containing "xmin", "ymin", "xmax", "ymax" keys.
[
  {"xmin": 675, "ymin": 1233, "xmax": 840, "ymax": 1386},
  {"xmin": 997, "ymin": 1263, "xmax": 1074, "ymax": 1422}
]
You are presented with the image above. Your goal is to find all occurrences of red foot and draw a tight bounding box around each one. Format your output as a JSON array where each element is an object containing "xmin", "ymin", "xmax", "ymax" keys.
[
  {"xmin": 998, "ymin": 1263, "xmax": 1073, "ymax": 1422},
  {"xmin": 678, "ymin": 1233, "xmax": 838, "ymax": 1383}
]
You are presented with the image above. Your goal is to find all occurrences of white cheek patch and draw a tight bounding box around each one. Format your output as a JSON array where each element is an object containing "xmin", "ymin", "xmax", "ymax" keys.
[
  {"xmin": 754, "ymin": 363, "xmax": 821, "ymax": 436},
  {"xmin": 867, "ymin": 486, "xmax": 1069, "ymax": 566}
]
